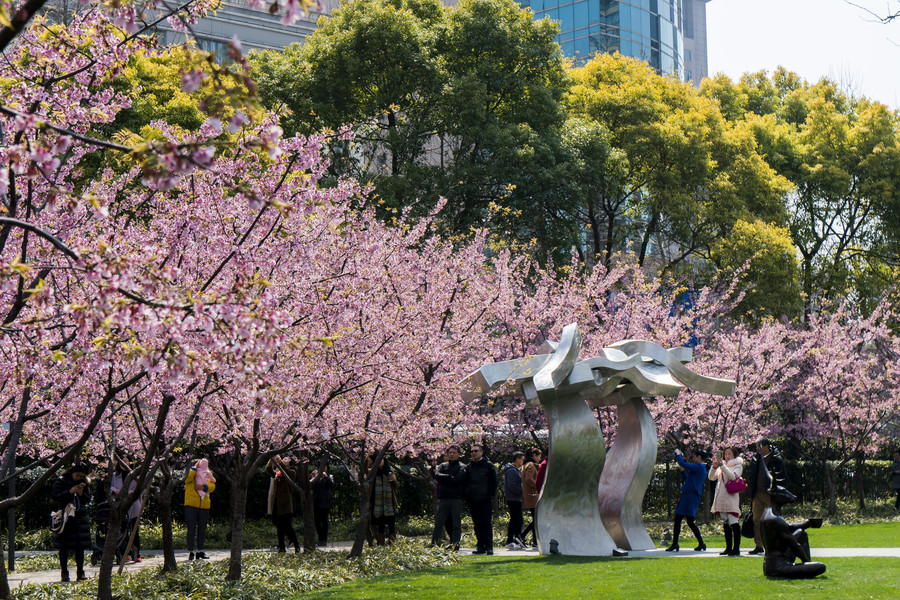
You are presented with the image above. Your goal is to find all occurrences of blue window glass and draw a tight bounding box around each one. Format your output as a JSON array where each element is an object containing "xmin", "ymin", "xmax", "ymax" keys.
[
  {"xmin": 620, "ymin": 38, "xmax": 632, "ymax": 56},
  {"xmin": 620, "ymin": 4, "xmax": 631, "ymax": 30},
  {"xmin": 563, "ymin": 40, "xmax": 575, "ymax": 56},
  {"xmin": 574, "ymin": 1, "xmax": 588, "ymax": 27},
  {"xmin": 588, "ymin": 0, "xmax": 599, "ymax": 25},
  {"xmin": 661, "ymin": 21, "xmax": 673, "ymax": 47},
  {"xmin": 559, "ymin": 4, "xmax": 575, "ymax": 32},
  {"xmin": 574, "ymin": 35, "xmax": 589, "ymax": 59},
  {"xmin": 638, "ymin": 7, "xmax": 650, "ymax": 37},
  {"xmin": 661, "ymin": 52, "xmax": 674, "ymax": 74},
  {"xmin": 548, "ymin": 7, "xmax": 559, "ymax": 23},
  {"xmin": 530, "ymin": 0, "xmax": 543, "ymax": 13}
]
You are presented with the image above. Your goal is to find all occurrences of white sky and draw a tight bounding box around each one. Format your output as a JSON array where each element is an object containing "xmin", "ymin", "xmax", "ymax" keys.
[{"xmin": 706, "ymin": 0, "xmax": 900, "ymax": 108}]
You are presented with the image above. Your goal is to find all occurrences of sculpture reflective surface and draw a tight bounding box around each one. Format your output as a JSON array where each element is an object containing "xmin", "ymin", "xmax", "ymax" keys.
[{"xmin": 462, "ymin": 323, "xmax": 735, "ymax": 555}]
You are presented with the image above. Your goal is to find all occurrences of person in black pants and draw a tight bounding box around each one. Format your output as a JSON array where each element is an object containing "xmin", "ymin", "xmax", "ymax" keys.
[
  {"xmin": 51, "ymin": 463, "xmax": 93, "ymax": 582},
  {"xmin": 311, "ymin": 459, "xmax": 335, "ymax": 547},
  {"xmin": 503, "ymin": 452, "xmax": 526, "ymax": 550},
  {"xmin": 430, "ymin": 445, "xmax": 467, "ymax": 550},
  {"xmin": 465, "ymin": 444, "xmax": 497, "ymax": 555}
]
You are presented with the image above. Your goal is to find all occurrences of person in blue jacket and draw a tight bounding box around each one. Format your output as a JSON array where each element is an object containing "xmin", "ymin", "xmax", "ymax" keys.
[{"xmin": 665, "ymin": 448, "xmax": 709, "ymax": 552}]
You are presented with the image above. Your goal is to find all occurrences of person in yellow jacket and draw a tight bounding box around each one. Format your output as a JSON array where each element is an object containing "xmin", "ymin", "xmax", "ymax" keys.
[{"xmin": 184, "ymin": 458, "xmax": 216, "ymax": 560}]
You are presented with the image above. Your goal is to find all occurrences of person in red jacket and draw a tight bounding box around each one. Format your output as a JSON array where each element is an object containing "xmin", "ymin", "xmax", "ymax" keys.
[{"xmin": 535, "ymin": 457, "xmax": 548, "ymax": 494}]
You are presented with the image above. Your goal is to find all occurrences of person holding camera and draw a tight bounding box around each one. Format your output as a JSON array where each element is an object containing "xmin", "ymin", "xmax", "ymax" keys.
[
  {"xmin": 51, "ymin": 463, "xmax": 93, "ymax": 582},
  {"xmin": 709, "ymin": 446, "xmax": 744, "ymax": 556},
  {"xmin": 746, "ymin": 437, "xmax": 787, "ymax": 554},
  {"xmin": 666, "ymin": 448, "xmax": 708, "ymax": 552},
  {"xmin": 184, "ymin": 458, "xmax": 216, "ymax": 560},
  {"xmin": 266, "ymin": 455, "xmax": 300, "ymax": 553}
]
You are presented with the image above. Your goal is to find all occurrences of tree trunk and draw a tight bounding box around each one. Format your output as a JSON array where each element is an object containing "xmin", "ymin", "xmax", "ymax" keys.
[
  {"xmin": 158, "ymin": 469, "xmax": 178, "ymax": 573},
  {"xmin": 349, "ymin": 477, "xmax": 372, "ymax": 559},
  {"xmin": 296, "ymin": 459, "xmax": 316, "ymax": 553},
  {"xmin": 638, "ymin": 211, "xmax": 658, "ymax": 267},
  {"xmin": 97, "ymin": 503, "xmax": 127, "ymax": 600},
  {"xmin": 226, "ymin": 467, "xmax": 249, "ymax": 582},
  {"xmin": 823, "ymin": 460, "xmax": 837, "ymax": 517},
  {"xmin": 0, "ymin": 549, "xmax": 11, "ymax": 600},
  {"xmin": 855, "ymin": 454, "xmax": 866, "ymax": 510}
]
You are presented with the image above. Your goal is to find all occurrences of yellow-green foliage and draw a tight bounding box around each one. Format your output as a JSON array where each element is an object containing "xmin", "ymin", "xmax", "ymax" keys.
[{"xmin": 712, "ymin": 219, "xmax": 802, "ymax": 321}]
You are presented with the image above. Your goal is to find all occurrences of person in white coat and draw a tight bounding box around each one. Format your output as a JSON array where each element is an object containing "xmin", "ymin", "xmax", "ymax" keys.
[{"xmin": 709, "ymin": 446, "xmax": 744, "ymax": 556}]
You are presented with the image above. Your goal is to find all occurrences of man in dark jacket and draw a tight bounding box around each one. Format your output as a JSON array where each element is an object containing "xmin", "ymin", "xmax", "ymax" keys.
[
  {"xmin": 746, "ymin": 437, "xmax": 787, "ymax": 554},
  {"xmin": 430, "ymin": 445, "xmax": 467, "ymax": 550},
  {"xmin": 465, "ymin": 444, "xmax": 498, "ymax": 555}
]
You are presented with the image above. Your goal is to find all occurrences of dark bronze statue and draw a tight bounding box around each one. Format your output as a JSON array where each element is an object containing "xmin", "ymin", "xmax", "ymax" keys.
[{"xmin": 757, "ymin": 456, "xmax": 826, "ymax": 579}]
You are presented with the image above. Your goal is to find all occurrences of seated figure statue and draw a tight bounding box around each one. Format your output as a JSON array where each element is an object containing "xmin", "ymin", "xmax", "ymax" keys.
[{"xmin": 758, "ymin": 458, "xmax": 826, "ymax": 579}]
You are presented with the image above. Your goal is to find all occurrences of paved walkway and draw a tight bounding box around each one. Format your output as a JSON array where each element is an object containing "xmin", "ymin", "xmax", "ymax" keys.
[{"xmin": 7, "ymin": 544, "xmax": 900, "ymax": 588}]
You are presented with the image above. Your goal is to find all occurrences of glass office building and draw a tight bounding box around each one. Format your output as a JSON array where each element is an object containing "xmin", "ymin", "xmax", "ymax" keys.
[{"xmin": 523, "ymin": 0, "xmax": 693, "ymax": 80}]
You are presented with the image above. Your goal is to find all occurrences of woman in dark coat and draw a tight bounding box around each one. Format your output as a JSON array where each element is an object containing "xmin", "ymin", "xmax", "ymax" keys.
[{"xmin": 51, "ymin": 463, "xmax": 93, "ymax": 582}]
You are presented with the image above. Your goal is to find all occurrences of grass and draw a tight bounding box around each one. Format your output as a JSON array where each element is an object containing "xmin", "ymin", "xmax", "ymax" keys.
[
  {"xmin": 676, "ymin": 521, "xmax": 900, "ymax": 549},
  {"xmin": 297, "ymin": 555, "xmax": 900, "ymax": 600}
]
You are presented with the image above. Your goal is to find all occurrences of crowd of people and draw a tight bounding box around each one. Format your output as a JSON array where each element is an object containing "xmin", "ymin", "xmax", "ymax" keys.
[
  {"xmin": 46, "ymin": 439, "xmax": 899, "ymax": 582},
  {"xmin": 46, "ymin": 453, "xmax": 336, "ymax": 583},
  {"xmin": 426, "ymin": 444, "xmax": 546, "ymax": 554}
]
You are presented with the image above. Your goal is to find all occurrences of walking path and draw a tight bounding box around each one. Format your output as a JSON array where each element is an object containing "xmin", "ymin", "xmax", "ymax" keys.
[{"xmin": 7, "ymin": 544, "xmax": 900, "ymax": 588}]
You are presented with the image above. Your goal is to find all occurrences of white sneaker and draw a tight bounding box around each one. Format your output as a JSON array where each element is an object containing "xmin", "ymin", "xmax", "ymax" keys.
[{"xmin": 505, "ymin": 543, "xmax": 518, "ymax": 550}]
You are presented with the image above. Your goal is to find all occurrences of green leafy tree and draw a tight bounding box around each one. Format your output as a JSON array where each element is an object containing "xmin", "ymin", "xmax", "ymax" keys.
[
  {"xmin": 710, "ymin": 219, "xmax": 802, "ymax": 321},
  {"xmin": 703, "ymin": 70, "xmax": 900, "ymax": 313},
  {"xmin": 566, "ymin": 54, "xmax": 790, "ymax": 274},
  {"xmin": 250, "ymin": 0, "xmax": 576, "ymax": 260}
]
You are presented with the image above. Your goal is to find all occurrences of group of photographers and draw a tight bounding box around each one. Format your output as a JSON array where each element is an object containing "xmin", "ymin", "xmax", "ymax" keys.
[{"xmin": 667, "ymin": 437, "xmax": 789, "ymax": 555}]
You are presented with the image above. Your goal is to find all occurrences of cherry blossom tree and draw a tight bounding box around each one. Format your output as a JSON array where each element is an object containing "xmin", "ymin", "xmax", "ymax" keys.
[{"xmin": 764, "ymin": 301, "xmax": 900, "ymax": 515}]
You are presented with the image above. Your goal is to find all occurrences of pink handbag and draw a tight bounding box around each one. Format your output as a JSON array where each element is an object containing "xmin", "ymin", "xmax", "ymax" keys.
[{"xmin": 725, "ymin": 477, "xmax": 746, "ymax": 494}]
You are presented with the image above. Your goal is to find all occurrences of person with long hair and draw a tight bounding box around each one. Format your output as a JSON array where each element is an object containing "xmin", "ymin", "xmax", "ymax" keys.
[
  {"xmin": 184, "ymin": 458, "xmax": 216, "ymax": 560},
  {"xmin": 266, "ymin": 455, "xmax": 300, "ymax": 553},
  {"xmin": 710, "ymin": 446, "xmax": 744, "ymax": 556},
  {"xmin": 520, "ymin": 448, "xmax": 542, "ymax": 547},
  {"xmin": 51, "ymin": 462, "xmax": 93, "ymax": 582},
  {"xmin": 666, "ymin": 448, "xmax": 708, "ymax": 552}
]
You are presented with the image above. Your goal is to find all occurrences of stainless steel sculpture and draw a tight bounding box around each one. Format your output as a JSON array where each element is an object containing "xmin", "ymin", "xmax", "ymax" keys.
[{"xmin": 462, "ymin": 323, "xmax": 735, "ymax": 556}]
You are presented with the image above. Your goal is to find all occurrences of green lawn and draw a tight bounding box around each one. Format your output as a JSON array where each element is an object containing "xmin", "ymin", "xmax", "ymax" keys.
[
  {"xmin": 298, "ymin": 555, "xmax": 900, "ymax": 600},
  {"xmin": 696, "ymin": 521, "xmax": 899, "ymax": 549}
]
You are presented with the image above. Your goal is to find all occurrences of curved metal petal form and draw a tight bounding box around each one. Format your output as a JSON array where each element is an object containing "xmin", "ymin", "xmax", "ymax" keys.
[
  {"xmin": 533, "ymin": 323, "xmax": 582, "ymax": 404},
  {"xmin": 607, "ymin": 340, "xmax": 735, "ymax": 396}
]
